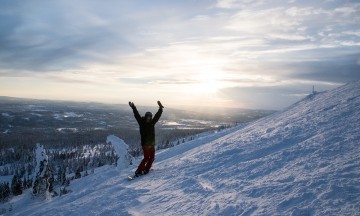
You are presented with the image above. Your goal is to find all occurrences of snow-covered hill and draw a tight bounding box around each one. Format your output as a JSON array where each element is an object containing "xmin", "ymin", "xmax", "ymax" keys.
[{"xmin": 4, "ymin": 81, "xmax": 360, "ymax": 215}]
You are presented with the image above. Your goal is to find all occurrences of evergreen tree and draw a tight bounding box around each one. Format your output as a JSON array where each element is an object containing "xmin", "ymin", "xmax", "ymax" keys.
[
  {"xmin": 75, "ymin": 168, "xmax": 81, "ymax": 179},
  {"xmin": 58, "ymin": 166, "xmax": 66, "ymax": 185},
  {"xmin": 27, "ymin": 177, "xmax": 33, "ymax": 189},
  {"xmin": 11, "ymin": 174, "xmax": 23, "ymax": 196},
  {"xmin": 23, "ymin": 176, "xmax": 27, "ymax": 190},
  {"xmin": 0, "ymin": 182, "xmax": 11, "ymax": 202}
]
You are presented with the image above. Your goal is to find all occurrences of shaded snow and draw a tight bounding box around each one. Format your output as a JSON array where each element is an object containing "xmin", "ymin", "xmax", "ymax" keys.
[{"xmin": 4, "ymin": 81, "xmax": 360, "ymax": 215}]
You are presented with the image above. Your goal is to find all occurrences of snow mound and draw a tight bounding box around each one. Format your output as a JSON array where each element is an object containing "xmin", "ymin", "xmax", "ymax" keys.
[
  {"xmin": 106, "ymin": 135, "xmax": 133, "ymax": 170},
  {"xmin": 8, "ymin": 81, "xmax": 360, "ymax": 215}
]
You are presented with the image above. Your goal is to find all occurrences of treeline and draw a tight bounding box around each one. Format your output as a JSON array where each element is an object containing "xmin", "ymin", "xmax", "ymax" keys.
[
  {"xmin": 0, "ymin": 127, "xmax": 215, "ymax": 177},
  {"xmin": 0, "ymin": 173, "xmax": 33, "ymax": 202},
  {"xmin": 0, "ymin": 142, "xmax": 120, "ymax": 203},
  {"xmin": 0, "ymin": 124, "xmax": 234, "ymax": 203}
]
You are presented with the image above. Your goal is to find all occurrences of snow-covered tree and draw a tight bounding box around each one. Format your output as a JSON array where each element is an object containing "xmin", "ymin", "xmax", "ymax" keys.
[
  {"xmin": 106, "ymin": 135, "xmax": 133, "ymax": 170},
  {"xmin": 32, "ymin": 143, "xmax": 54, "ymax": 199}
]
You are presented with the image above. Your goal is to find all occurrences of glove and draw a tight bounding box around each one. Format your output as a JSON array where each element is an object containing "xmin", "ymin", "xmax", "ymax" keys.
[
  {"xmin": 129, "ymin": 101, "xmax": 135, "ymax": 109},
  {"xmin": 157, "ymin": 101, "xmax": 164, "ymax": 109}
]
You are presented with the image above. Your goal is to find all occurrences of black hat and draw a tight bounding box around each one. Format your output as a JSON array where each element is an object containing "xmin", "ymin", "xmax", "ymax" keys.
[{"xmin": 145, "ymin": 112, "xmax": 153, "ymax": 118}]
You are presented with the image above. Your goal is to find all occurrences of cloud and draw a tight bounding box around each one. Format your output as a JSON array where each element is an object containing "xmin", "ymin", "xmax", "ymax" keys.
[
  {"xmin": 221, "ymin": 50, "xmax": 360, "ymax": 85},
  {"xmin": 0, "ymin": 0, "xmax": 138, "ymax": 73},
  {"xmin": 218, "ymin": 80, "xmax": 342, "ymax": 109},
  {"xmin": 219, "ymin": 85, "xmax": 304, "ymax": 109},
  {"xmin": 284, "ymin": 54, "xmax": 360, "ymax": 83},
  {"xmin": 1, "ymin": 0, "xmax": 359, "ymax": 75},
  {"xmin": 0, "ymin": 0, "xmax": 225, "ymax": 74},
  {"xmin": 118, "ymin": 77, "xmax": 198, "ymax": 85},
  {"xmin": 216, "ymin": 0, "xmax": 267, "ymax": 9},
  {"xmin": 1, "ymin": 0, "xmax": 359, "ymax": 109},
  {"xmin": 226, "ymin": 7, "xmax": 299, "ymax": 34}
]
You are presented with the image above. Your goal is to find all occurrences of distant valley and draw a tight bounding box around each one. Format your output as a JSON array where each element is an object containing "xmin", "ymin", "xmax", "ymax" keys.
[{"xmin": 0, "ymin": 96, "xmax": 275, "ymax": 151}]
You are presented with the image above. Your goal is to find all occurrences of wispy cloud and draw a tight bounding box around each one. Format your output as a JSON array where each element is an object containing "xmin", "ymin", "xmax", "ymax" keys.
[{"xmin": 0, "ymin": 0, "xmax": 359, "ymax": 109}]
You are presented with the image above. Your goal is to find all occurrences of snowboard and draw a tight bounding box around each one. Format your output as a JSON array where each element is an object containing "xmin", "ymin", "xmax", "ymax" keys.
[
  {"xmin": 127, "ymin": 174, "xmax": 141, "ymax": 181},
  {"xmin": 127, "ymin": 169, "xmax": 153, "ymax": 181}
]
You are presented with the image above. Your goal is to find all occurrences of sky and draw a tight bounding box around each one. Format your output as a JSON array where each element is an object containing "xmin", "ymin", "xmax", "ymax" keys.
[{"xmin": 0, "ymin": 0, "xmax": 359, "ymax": 110}]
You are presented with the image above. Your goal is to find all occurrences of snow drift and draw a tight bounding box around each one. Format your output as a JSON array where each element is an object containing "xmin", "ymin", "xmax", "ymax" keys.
[{"xmin": 6, "ymin": 81, "xmax": 360, "ymax": 215}]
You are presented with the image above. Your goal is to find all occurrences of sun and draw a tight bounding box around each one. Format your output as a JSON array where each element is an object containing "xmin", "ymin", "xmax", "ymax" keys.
[{"xmin": 194, "ymin": 70, "xmax": 224, "ymax": 94}]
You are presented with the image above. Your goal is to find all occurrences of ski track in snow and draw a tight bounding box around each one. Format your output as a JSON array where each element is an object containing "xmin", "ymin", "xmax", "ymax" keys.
[{"xmin": 3, "ymin": 81, "xmax": 360, "ymax": 216}]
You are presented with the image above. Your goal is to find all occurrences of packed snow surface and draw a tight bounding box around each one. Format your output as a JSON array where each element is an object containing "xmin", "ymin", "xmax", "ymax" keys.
[{"xmin": 5, "ymin": 81, "xmax": 360, "ymax": 215}]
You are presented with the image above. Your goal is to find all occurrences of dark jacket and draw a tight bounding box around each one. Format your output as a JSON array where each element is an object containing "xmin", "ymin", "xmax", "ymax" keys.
[{"xmin": 132, "ymin": 107, "xmax": 163, "ymax": 146}]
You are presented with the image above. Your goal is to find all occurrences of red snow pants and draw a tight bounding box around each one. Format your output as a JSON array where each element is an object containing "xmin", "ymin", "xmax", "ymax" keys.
[{"xmin": 136, "ymin": 145, "xmax": 155, "ymax": 174}]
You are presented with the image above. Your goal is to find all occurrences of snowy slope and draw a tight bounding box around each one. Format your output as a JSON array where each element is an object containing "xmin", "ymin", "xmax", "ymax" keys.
[{"xmin": 4, "ymin": 81, "xmax": 360, "ymax": 216}]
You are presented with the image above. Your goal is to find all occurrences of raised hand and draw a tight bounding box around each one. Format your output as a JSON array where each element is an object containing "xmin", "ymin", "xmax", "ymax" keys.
[
  {"xmin": 129, "ymin": 101, "xmax": 135, "ymax": 109},
  {"xmin": 157, "ymin": 101, "xmax": 164, "ymax": 109}
]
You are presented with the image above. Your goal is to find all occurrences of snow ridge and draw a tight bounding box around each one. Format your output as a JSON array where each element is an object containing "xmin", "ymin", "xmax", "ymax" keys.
[{"xmin": 8, "ymin": 81, "xmax": 360, "ymax": 215}]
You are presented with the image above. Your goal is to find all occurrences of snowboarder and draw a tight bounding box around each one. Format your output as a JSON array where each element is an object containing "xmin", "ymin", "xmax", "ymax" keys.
[{"xmin": 129, "ymin": 101, "xmax": 164, "ymax": 177}]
